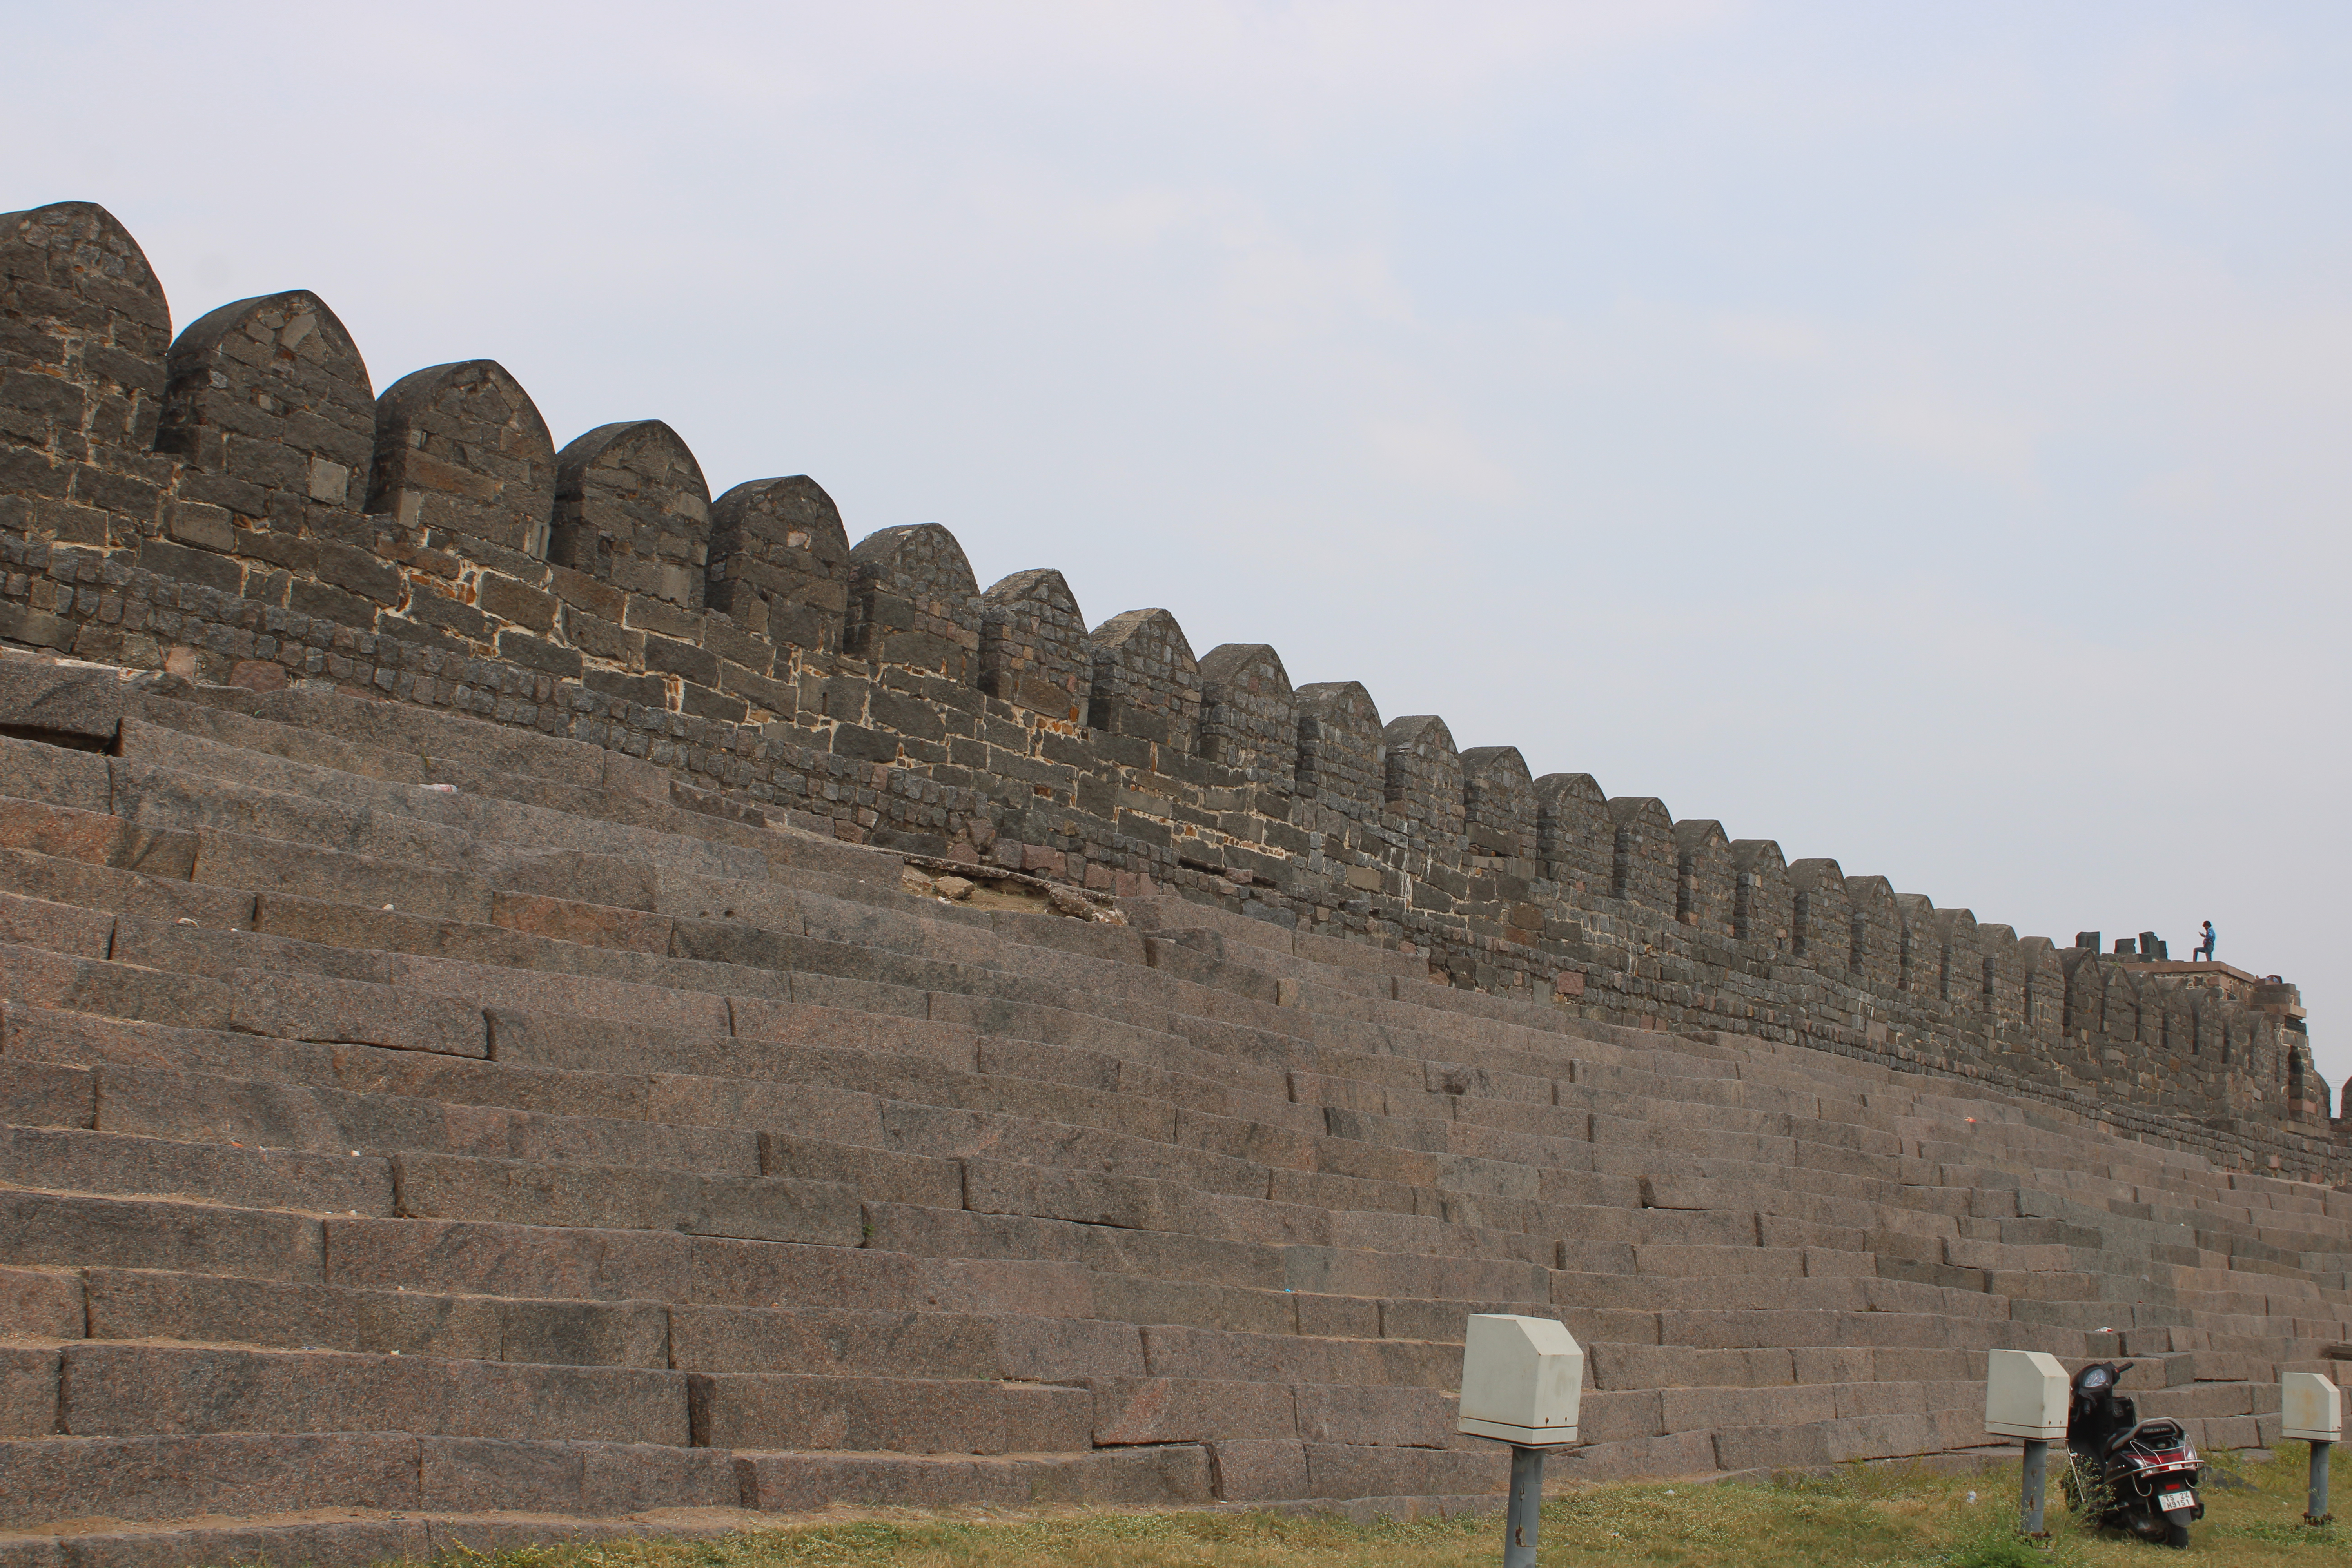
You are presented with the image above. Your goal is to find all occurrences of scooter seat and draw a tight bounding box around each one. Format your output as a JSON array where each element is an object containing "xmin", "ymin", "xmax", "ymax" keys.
[{"xmin": 2103, "ymin": 1418, "xmax": 2186, "ymax": 1458}]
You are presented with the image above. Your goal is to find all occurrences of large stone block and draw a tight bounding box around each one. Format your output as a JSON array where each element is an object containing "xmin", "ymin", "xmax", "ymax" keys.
[
  {"xmin": 666, "ymin": 1305, "xmax": 998, "ymax": 1378},
  {"xmin": 687, "ymin": 1372, "xmax": 1090, "ymax": 1454},
  {"xmin": 0, "ymin": 1265, "xmax": 85, "ymax": 1339},
  {"xmin": 0, "ymin": 663, "xmax": 128, "ymax": 746},
  {"xmin": 1091, "ymin": 1376, "xmax": 1298, "ymax": 1444},
  {"xmin": 390, "ymin": 1152, "xmax": 859, "ymax": 1245},
  {"xmin": 322, "ymin": 1216, "xmax": 691, "ymax": 1302},
  {"xmin": 228, "ymin": 969, "xmax": 487, "ymax": 1056},
  {"xmin": 57, "ymin": 1343, "xmax": 688, "ymax": 1443},
  {"xmin": 0, "ymin": 1188, "xmax": 321, "ymax": 1281},
  {"xmin": 0, "ymin": 1434, "xmax": 421, "ymax": 1526}
]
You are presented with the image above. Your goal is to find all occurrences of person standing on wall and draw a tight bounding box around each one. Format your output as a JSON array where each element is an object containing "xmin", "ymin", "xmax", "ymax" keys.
[{"xmin": 2194, "ymin": 921, "xmax": 2216, "ymax": 962}]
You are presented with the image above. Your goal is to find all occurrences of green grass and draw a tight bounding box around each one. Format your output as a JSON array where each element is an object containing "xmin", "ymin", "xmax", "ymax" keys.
[{"xmin": 411, "ymin": 1445, "xmax": 2352, "ymax": 1567}]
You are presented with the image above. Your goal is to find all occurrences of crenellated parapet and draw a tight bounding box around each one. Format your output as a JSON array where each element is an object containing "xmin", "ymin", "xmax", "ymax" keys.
[
  {"xmin": 706, "ymin": 476, "xmax": 852, "ymax": 655},
  {"xmin": 550, "ymin": 420, "xmax": 711, "ymax": 612},
  {"xmin": 1459, "ymin": 746, "xmax": 1535, "ymax": 862},
  {"xmin": 1729, "ymin": 838, "xmax": 1789, "ymax": 950},
  {"xmin": 365, "ymin": 359, "xmax": 555, "ymax": 561},
  {"xmin": 1607, "ymin": 796, "xmax": 1675, "ymax": 913},
  {"xmin": 0, "ymin": 200, "xmax": 2328, "ymax": 1176},
  {"xmin": 848, "ymin": 522, "xmax": 982, "ymax": 686},
  {"xmin": 158, "ymin": 290, "xmax": 374, "ymax": 535},
  {"xmin": 1673, "ymin": 819, "xmax": 1733, "ymax": 938},
  {"xmin": 1381, "ymin": 714, "xmax": 1463, "ymax": 851},
  {"xmin": 0, "ymin": 202, "xmax": 172, "ymax": 552},
  {"xmin": 1086, "ymin": 607, "xmax": 1200, "ymax": 753},
  {"xmin": 1294, "ymin": 681, "xmax": 1384, "ymax": 824},
  {"xmin": 978, "ymin": 569, "xmax": 1087, "ymax": 724},
  {"xmin": 1534, "ymin": 773, "xmax": 1610, "ymax": 894}
]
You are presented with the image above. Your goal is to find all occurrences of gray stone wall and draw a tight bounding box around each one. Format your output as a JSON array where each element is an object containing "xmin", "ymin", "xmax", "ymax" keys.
[
  {"xmin": 0, "ymin": 199, "xmax": 2333, "ymax": 1181},
  {"xmin": 365, "ymin": 360, "xmax": 555, "ymax": 561},
  {"xmin": 1294, "ymin": 681, "xmax": 1383, "ymax": 822},
  {"xmin": 1197, "ymin": 642, "xmax": 1295, "ymax": 791},
  {"xmin": 846, "ymin": 522, "xmax": 980, "ymax": 685},
  {"xmin": 979, "ymin": 568, "xmax": 1087, "ymax": 724},
  {"xmin": 1087, "ymin": 607, "xmax": 1200, "ymax": 751},
  {"xmin": 550, "ymin": 421, "xmax": 711, "ymax": 611},
  {"xmin": 0, "ymin": 203, "xmax": 172, "ymax": 556},
  {"xmin": 1459, "ymin": 746, "xmax": 1534, "ymax": 860},
  {"xmin": 706, "ymin": 475, "xmax": 852, "ymax": 656}
]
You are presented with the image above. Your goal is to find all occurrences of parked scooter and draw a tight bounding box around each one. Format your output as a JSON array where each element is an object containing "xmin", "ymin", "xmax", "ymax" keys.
[{"xmin": 2062, "ymin": 1359, "xmax": 2203, "ymax": 1549}]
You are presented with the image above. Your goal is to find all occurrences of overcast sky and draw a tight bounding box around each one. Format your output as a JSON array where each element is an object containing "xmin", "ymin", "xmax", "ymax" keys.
[{"xmin": 11, "ymin": 3, "xmax": 2348, "ymax": 1087}]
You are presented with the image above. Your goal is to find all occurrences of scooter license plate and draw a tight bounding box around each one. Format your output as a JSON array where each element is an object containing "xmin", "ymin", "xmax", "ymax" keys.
[{"xmin": 2158, "ymin": 1489, "xmax": 2195, "ymax": 1512}]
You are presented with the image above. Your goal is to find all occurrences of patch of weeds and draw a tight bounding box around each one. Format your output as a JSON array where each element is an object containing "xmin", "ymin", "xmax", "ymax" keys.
[{"xmin": 1927, "ymin": 1509, "xmax": 2087, "ymax": 1568}]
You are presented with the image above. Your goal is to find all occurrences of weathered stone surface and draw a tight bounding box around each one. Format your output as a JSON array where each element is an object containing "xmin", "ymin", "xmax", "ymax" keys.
[
  {"xmin": 706, "ymin": 476, "xmax": 851, "ymax": 655},
  {"xmin": 550, "ymin": 422, "xmax": 711, "ymax": 612},
  {"xmin": 1087, "ymin": 609, "xmax": 1200, "ymax": 752},
  {"xmin": 1196, "ymin": 644, "xmax": 1295, "ymax": 790},
  {"xmin": 0, "ymin": 202, "xmax": 172, "ymax": 550},
  {"xmin": 227, "ymin": 970, "xmax": 487, "ymax": 1056},
  {"xmin": 1294, "ymin": 681, "xmax": 1383, "ymax": 819},
  {"xmin": 846, "ymin": 523, "xmax": 981, "ymax": 683},
  {"xmin": 364, "ymin": 360, "xmax": 556, "ymax": 559},
  {"xmin": 0, "ymin": 662, "xmax": 125, "ymax": 744},
  {"xmin": 979, "ymin": 569, "xmax": 1087, "ymax": 722},
  {"xmin": 0, "ymin": 195, "xmax": 2337, "ymax": 1554},
  {"xmin": 156, "ymin": 290, "xmax": 374, "ymax": 539}
]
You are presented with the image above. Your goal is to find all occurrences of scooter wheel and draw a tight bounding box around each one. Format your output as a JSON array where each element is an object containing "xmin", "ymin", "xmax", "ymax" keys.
[{"xmin": 2165, "ymin": 1521, "xmax": 2189, "ymax": 1549}]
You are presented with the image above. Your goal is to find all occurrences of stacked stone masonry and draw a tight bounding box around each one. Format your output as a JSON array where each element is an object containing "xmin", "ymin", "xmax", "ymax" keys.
[{"xmin": 0, "ymin": 200, "xmax": 2345, "ymax": 1560}]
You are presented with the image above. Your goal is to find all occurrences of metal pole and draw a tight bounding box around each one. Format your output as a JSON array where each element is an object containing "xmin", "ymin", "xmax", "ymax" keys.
[
  {"xmin": 2309, "ymin": 1438, "xmax": 2332, "ymax": 1525},
  {"xmin": 2020, "ymin": 1439, "xmax": 2049, "ymax": 1537},
  {"xmin": 1503, "ymin": 1445, "xmax": 1545, "ymax": 1568}
]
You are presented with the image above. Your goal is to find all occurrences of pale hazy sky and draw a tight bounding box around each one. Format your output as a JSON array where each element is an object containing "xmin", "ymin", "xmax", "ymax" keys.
[{"xmin": 11, "ymin": 4, "xmax": 2348, "ymax": 1086}]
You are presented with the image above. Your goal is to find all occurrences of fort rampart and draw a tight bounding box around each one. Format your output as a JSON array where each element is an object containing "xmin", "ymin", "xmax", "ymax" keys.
[{"xmin": 2, "ymin": 200, "xmax": 2330, "ymax": 1178}]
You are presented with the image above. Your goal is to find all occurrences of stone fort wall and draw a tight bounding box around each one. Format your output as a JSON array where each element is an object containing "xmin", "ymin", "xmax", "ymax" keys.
[{"xmin": 0, "ymin": 200, "xmax": 2330, "ymax": 1180}]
